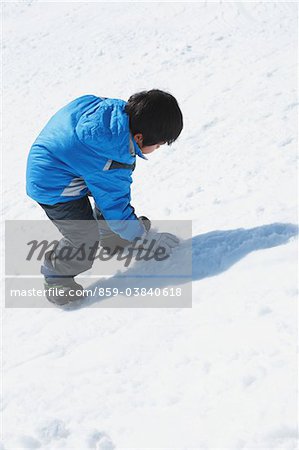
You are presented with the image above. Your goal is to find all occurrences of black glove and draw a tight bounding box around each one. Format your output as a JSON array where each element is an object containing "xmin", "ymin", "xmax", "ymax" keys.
[
  {"xmin": 138, "ymin": 231, "xmax": 180, "ymax": 257},
  {"xmin": 138, "ymin": 216, "xmax": 151, "ymax": 232}
]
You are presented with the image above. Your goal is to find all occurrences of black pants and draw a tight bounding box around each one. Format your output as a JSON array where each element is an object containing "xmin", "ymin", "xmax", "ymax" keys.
[{"xmin": 39, "ymin": 196, "xmax": 131, "ymax": 277}]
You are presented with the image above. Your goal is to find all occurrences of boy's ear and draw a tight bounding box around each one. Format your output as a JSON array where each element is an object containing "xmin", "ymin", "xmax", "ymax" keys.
[{"xmin": 133, "ymin": 133, "xmax": 143, "ymax": 148}]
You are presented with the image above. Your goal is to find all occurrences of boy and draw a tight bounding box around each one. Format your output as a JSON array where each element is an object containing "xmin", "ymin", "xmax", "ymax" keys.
[{"xmin": 26, "ymin": 89, "xmax": 183, "ymax": 305}]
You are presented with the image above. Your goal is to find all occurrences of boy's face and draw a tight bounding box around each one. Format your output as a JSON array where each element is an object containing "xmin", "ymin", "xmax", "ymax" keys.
[{"xmin": 134, "ymin": 134, "xmax": 165, "ymax": 155}]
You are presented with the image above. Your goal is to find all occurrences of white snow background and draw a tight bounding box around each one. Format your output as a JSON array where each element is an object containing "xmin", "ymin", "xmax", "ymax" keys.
[{"xmin": 2, "ymin": 1, "xmax": 298, "ymax": 449}]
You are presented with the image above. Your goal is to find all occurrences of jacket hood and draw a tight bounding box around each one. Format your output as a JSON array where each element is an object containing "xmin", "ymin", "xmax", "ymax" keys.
[{"xmin": 75, "ymin": 98, "xmax": 133, "ymax": 162}]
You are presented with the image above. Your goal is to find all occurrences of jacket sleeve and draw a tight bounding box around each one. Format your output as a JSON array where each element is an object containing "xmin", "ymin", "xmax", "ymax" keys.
[{"xmin": 83, "ymin": 167, "xmax": 145, "ymax": 241}]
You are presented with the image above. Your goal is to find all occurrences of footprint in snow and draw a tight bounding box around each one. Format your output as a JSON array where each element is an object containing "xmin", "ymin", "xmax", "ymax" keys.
[
  {"xmin": 87, "ymin": 430, "xmax": 115, "ymax": 450},
  {"xmin": 201, "ymin": 118, "xmax": 219, "ymax": 131},
  {"xmin": 259, "ymin": 306, "xmax": 272, "ymax": 316},
  {"xmin": 35, "ymin": 418, "xmax": 69, "ymax": 444},
  {"xmin": 18, "ymin": 435, "xmax": 41, "ymax": 449}
]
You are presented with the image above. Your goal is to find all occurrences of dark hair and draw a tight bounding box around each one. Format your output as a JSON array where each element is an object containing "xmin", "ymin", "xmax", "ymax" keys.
[{"xmin": 125, "ymin": 89, "xmax": 183, "ymax": 146}]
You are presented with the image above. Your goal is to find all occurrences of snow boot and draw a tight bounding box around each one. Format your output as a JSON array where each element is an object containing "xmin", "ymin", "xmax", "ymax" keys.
[
  {"xmin": 41, "ymin": 251, "xmax": 84, "ymax": 305},
  {"xmin": 43, "ymin": 278, "xmax": 84, "ymax": 306}
]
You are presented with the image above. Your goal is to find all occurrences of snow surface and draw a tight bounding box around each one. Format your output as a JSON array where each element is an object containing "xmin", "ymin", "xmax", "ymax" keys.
[{"xmin": 2, "ymin": 1, "xmax": 298, "ymax": 449}]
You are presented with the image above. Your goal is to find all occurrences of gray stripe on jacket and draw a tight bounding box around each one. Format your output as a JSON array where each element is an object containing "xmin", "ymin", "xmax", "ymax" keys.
[{"xmin": 61, "ymin": 177, "xmax": 88, "ymax": 196}]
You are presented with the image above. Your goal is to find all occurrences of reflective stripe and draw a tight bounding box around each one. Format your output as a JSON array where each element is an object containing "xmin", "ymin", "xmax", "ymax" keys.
[
  {"xmin": 129, "ymin": 135, "xmax": 136, "ymax": 156},
  {"xmin": 61, "ymin": 177, "xmax": 88, "ymax": 196},
  {"xmin": 103, "ymin": 160, "xmax": 113, "ymax": 171}
]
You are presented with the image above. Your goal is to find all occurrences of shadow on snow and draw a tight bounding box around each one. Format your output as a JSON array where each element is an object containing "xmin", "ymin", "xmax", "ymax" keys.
[{"xmin": 68, "ymin": 222, "xmax": 297, "ymax": 309}]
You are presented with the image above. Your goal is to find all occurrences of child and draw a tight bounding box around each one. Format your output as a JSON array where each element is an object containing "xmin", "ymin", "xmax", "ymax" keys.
[{"xmin": 26, "ymin": 89, "xmax": 183, "ymax": 305}]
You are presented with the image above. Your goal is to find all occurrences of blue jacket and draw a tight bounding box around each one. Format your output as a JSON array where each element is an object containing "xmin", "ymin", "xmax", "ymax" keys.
[{"xmin": 26, "ymin": 95, "xmax": 147, "ymax": 240}]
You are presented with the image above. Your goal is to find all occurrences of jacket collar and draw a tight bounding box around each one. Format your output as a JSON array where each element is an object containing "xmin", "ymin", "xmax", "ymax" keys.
[{"xmin": 130, "ymin": 134, "xmax": 148, "ymax": 160}]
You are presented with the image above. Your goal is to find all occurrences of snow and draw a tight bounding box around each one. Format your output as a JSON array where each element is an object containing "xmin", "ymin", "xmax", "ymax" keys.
[{"xmin": 2, "ymin": 1, "xmax": 298, "ymax": 449}]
